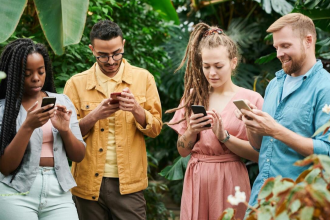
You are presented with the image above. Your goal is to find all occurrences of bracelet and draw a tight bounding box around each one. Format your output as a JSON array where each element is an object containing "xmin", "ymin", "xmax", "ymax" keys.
[{"xmin": 220, "ymin": 130, "xmax": 230, "ymax": 143}]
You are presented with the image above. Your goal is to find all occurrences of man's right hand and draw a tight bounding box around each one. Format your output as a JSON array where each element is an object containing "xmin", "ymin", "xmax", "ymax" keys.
[
  {"xmin": 91, "ymin": 98, "xmax": 120, "ymax": 121},
  {"xmin": 234, "ymin": 99, "xmax": 257, "ymax": 121}
]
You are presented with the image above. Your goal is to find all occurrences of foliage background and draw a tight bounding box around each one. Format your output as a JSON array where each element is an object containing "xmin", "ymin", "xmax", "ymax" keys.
[{"xmin": 1, "ymin": 0, "xmax": 330, "ymax": 219}]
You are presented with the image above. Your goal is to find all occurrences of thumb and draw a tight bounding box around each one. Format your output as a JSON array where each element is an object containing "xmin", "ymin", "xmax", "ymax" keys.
[
  {"xmin": 28, "ymin": 101, "xmax": 39, "ymax": 112},
  {"xmin": 122, "ymin": 87, "xmax": 131, "ymax": 93}
]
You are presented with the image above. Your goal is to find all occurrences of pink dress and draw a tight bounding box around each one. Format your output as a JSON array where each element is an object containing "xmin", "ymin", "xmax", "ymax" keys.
[{"xmin": 168, "ymin": 87, "xmax": 264, "ymax": 220}]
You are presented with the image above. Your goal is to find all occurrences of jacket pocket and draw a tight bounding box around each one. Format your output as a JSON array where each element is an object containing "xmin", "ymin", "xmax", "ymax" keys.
[
  {"xmin": 126, "ymin": 96, "xmax": 146, "ymax": 124},
  {"xmin": 80, "ymin": 101, "xmax": 98, "ymax": 117}
]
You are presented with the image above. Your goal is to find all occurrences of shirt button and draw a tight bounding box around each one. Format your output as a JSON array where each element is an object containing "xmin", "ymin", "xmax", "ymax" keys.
[
  {"xmin": 92, "ymin": 196, "xmax": 96, "ymax": 200},
  {"xmin": 267, "ymin": 159, "xmax": 270, "ymax": 162},
  {"xmin": 95, "ymin": 173, "xmax": 99, "ymax": 177},
  {"xmin": 263, "ymin": 178, "xmax": 266, "ymax": 181},
  {"xmin": 101, "ymin": 128, "xmax": 104, "ymax": 132},
  {"xmin": 270, "ymin": 139, "xmax": 273, "ymax": 142},
  {"xmin": 99, "ymin": 148, "xmax": 103, "ymax": 152}
]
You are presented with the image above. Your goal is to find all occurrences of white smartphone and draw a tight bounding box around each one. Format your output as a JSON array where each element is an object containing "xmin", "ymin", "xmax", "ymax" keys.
[{"xmin": 233, "ymin": 99, "xmax": 252, "ymax": 112}]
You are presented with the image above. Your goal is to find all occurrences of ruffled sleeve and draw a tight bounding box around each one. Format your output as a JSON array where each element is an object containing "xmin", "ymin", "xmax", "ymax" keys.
[{"xmin": 167, "ymin": 102, "xmax": 188, "ymax": 135}]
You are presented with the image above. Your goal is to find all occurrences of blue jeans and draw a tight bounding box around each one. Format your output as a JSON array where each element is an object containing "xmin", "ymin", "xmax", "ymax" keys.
[{"xmin": 0, "ymin": 167, "xmax": 78, "ymax": 220}]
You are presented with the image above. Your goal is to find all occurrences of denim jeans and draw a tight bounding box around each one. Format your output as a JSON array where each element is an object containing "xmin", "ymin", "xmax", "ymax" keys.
[{"xmin": 0, "ymin": 167, "xmax": 78, "ymax": 220}]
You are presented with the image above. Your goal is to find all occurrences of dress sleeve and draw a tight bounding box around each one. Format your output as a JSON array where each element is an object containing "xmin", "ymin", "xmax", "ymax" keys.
[{"xmin": 167, "ymin": 102, "xmax": 188, "ymax": 135}]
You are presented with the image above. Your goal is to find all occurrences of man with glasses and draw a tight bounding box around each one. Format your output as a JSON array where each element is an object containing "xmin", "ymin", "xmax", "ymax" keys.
[{"xmin": 64, "ymin": 20, "xmax": 162, "ymax": 220}]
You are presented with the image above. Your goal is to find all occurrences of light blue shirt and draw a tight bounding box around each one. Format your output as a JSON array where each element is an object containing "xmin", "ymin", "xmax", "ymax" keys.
[
  {"xmin": 0, "ymin": 92, "xmax": 85, "ymax": 193},
  {"xmin": 249, "ymin": 60, "xmax": 330, "ymax": 206}
]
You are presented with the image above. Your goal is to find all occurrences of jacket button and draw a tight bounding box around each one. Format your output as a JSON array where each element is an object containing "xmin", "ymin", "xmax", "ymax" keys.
[
  {"xmin": 95, "ymin": 173, "xmax": 99, "ymax": 177},
  {"xmin": 101, "ymin": 128, "xmax": 104, "ymax": 132},
  {"xmin": 86, "ymin": 105, "xmax": 89, "ymax": 109},
  {"xmin": 92, "ymin": 196, "xmax": 96, "ymax": 200},
  {"xmin": 99, "ymin": 148, "xmax": 103, "ymax": 152}
]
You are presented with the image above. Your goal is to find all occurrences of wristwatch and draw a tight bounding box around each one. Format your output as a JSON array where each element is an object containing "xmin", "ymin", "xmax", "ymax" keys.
[{"xmin": 220, "ymin": 130, "xmax": 230, "ymax": 143}]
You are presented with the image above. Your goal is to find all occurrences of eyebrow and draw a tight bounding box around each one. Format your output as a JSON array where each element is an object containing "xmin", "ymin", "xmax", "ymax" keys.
[{"xmin": 96, "ymin": 48, "xmax": 122, "ymax": 55}]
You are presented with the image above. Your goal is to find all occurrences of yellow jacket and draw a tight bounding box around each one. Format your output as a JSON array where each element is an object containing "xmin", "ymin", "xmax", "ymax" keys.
[{"xmin": 63, "ymin": 59, "xmax": 162, "ymax": 200}]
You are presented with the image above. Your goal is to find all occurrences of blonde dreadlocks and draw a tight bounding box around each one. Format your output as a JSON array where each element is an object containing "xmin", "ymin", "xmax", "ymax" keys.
[{"xmin": 166, "ymin": 22, "xmax": 240, "ymax": 125}]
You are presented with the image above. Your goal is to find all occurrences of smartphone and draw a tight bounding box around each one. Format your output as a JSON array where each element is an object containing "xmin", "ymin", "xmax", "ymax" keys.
[
  {"xmin": 233, "ymin": 99, "xmax": 252, "ymax": 112},
  {"xmin": 191, "ymin": 105, "xmax": 211, "ymax": 127},
  {"xmin": 41, "ymin": 97, "xmax": 56, "ymax": 112},
  {"xmin": 110, "ymin": 92, "xmax": 122, "ymax": 104}
]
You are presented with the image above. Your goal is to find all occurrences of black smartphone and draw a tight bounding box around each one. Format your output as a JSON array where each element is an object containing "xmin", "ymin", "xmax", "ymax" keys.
[
  {"xmin": 41, "ymin": 97, "xmax": 56, "ymax": 112},
  {"xmin": 191, "ymin": 105, "xmax": 211, "ymax": 127}
]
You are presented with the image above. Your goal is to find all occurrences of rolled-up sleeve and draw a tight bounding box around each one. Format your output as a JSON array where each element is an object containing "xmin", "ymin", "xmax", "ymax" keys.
[
  {"xmin": 313, "ymin": 93, "xmax": 330, "ymax": 156},
  {"xmin": 134, "ymin": 74, "xmax": 162, "ymax": 138}
]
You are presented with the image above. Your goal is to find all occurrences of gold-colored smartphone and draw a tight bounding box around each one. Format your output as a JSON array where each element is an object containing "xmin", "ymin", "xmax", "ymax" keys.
[{"xmin": 233, "ymin": 99, "xmax": 252, "ymax": 112}]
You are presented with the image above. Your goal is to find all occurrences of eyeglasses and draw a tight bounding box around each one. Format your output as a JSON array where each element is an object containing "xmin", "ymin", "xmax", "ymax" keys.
[{"xmin": 95, "ymin": 52, "xmax": 125, "ymax": 63}]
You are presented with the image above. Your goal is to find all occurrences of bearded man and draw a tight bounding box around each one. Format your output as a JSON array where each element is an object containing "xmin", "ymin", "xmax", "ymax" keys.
[{"xmin": 236, "ymin": 13, "xmax": 330, "ymax": 208}]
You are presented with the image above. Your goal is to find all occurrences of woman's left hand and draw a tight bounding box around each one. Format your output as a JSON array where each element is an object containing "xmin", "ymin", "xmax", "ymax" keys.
[
  {"xmin": 51, "ymin": 104, "xmax": 72, "ymax": 132},
  {"xmin": 209, "ymin": 110, "xmax": 227, "ymax": 141}
]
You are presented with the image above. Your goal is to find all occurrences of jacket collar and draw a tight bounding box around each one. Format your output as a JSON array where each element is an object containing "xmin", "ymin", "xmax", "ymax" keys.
[{"xmin": 86, "ymin": 59, "xmax": 133, "ymax": 90}]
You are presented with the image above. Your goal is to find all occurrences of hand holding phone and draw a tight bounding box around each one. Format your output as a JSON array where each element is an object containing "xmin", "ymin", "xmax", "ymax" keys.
[
  {"xmin": 41, "ymin": 97, "xmax": 56, "ymax": 112},
  {"xmin": 110, "ymin": 92, "xmax": 122, "ymax": 104},
  {"xmin": 191, "ymin": 105, "xmax": 211, "ymax": 127}
]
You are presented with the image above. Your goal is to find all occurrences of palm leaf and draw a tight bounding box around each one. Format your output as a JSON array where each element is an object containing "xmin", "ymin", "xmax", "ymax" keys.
[
  {"xmin": 159, "ymin": 155, "xmax": 190, "ymax": 180},
  {"xmin": 253, "ymin": 0, "xmax": 294, "ymax": 15}
]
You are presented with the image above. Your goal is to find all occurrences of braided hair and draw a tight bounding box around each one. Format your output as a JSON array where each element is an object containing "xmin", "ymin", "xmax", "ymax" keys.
[
  {"xmin": 0, "ymin": 38, "xmax": 56, "ymax": 180},
  {"xmin": 166, "ymin": 23, "xmax": 240, "ymax": 125}
]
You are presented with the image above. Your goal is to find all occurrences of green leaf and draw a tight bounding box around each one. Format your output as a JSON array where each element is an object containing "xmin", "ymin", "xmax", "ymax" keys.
[
  {"xmin": 219, "ymin": 208, "xmax": 235, "ymax": 220},
  {"xmin": 255, "ymin": 53, "xmax": 277, "ymax": 65},
  {"xmin": 0, "ymin": 71, "xmax": 6, "ymax": 80},
  {"xmin": 34, "ymin": 0, "xmax": 89, "ymax": 55},
  {"xmin": 148, "ymin": 0, "xmax": 179, "ymax": 25},
  {"xmin": 275, "ymin": 211, "xmax": 290, "ymax": 220},
  {"xmin": 0, "ymin": 0, "xmax": 27, "ymax": 43},
  {"xmin": 258, "ymin": 177, "xmax": 275, "ymax": 200},
  {"xmin": 253, "ymin": 0, "xmax": 293, "ymax": 15},
  {"xmin": 305, "ymin": 168, "xmax": 321, "ymax": 184},
  {"xmin": 290, "ymin": 199, "xmax": 301, "ymax": 213},
  {"xmin": 292, "ymin": 8, "xmax": 330, "ymax": 20},
  {"xmin": 312, "ymin": 120, "xmax": 330, "ymax": 137},
  {"xmin": 158, "ymin": 155, "xmax": 190, "ymax": 180},
  {"xmin": 299, "ymin": 206, "xmax": 314, "ymax": 220},
  {"xmin": 318, "ymin": 155, "xmax": 330, "ymax": 175},
  {"xmin": 273, "ymin": 179, "xmax": 294, "ymax": 196}
]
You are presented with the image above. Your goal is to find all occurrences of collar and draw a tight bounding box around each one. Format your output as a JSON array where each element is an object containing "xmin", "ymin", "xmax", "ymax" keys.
[
  {"xmin": 86, "ymin": 59, "xmax": 133, "ymax": 90},
  {"xmin": 95, "ymin": 61, "xmax": 124, "ymax": 83},
  {"xmin": 275, "ymin": 59, "xmax": 323, "ymax": 80}
]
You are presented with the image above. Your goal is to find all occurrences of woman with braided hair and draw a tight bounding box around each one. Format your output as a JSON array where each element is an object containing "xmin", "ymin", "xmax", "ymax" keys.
[
  {"xmin": 166, "ymin": 23, "xmax": 264, "ymax": 219},
  {"xmin": 0, "ymin": 38, "xmax": 85, "ymax": 220}
]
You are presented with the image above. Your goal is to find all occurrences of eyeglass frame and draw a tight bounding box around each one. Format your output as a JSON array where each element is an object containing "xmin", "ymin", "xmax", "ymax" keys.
[{"xmin": 94, "ymin": 51, "xmax": 125, "ymax": 63}]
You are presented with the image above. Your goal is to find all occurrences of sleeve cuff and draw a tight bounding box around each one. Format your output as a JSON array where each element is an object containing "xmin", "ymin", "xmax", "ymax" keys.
[
  {"xmin": 135, "ymin": 109, "xmax": 153, "ymax": 132},
  {"xmin": 313, "ymin": 139, "xmax": 330, "ymax": 156}
]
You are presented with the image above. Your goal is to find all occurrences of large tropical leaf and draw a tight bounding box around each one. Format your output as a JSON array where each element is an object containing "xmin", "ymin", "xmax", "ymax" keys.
[
  {"xmin": 34, "ymin": 0, "xmax": 89, "ymax": 55},
  {"xmin": 159, "ymin": 155, "xmax": 190, "ymax": 180},
  {"xmin": 253, "ymin": 0, "xmax": 294, "ymax": 15},
  {"xmin": 0, "ymin": 0, "xmax": 27, "ymax": 43},
  {"xmin": 148, "ymin": 0, "xmax": 180, "ymax": 25},
  {"xmin": 226, "ymin": 18, "xmax": 261, "ymax": 49}
]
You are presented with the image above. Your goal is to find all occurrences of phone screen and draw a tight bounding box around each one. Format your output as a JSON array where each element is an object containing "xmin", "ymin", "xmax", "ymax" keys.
[
  {"xmin": 191, "ymin": 105, "xmax": 211, "ymax": 127},
  {"xmin": 41, "ymin": 97, "xmax": 56, "ymax": 112}
]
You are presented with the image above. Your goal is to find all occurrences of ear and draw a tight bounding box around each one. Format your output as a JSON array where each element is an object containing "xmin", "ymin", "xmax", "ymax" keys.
[
  {"xmin": 88, "ymin": 44, "xmax": 94, "ymax": 52},
  {"xmin": 305, "ymin": 34, "xmax": 313, "ymax": 49},
  {"xmin": 122, "ymin": 39, "xmax": 126, "ymax": 48},
  {"xmin": 231, "ymin": 57, "xmax": 238, "ymax": 70}
]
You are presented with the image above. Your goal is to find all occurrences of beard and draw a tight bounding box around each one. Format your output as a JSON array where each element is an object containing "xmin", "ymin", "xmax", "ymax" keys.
[{"xmin": 281, "ymin": 47, "xmax": 306, "ymax": 75}]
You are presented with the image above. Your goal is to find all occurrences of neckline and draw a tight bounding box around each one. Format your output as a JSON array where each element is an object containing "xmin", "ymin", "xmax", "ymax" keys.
[{"xmin": 211, "ymin": 87, "xmax": 243, "ymax": 115}]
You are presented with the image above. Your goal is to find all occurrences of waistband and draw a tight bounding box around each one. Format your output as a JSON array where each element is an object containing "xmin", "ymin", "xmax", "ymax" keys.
[
  {"xmin": 190, "ymin": 153, "xmax": 241, "ymax": 163},
  {"xmin": 38, "ymin": 166, "xmax": 55, "ymax": 175}
]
